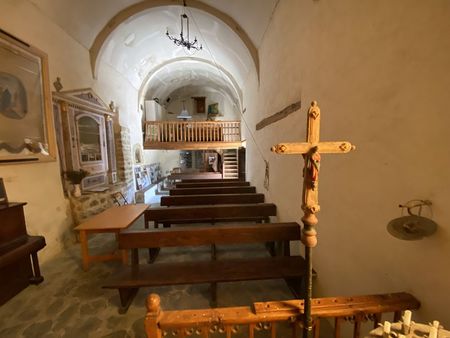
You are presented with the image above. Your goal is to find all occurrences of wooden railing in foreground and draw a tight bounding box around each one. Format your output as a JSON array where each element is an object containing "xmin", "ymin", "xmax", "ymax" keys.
[
  {"xmin": 144, "ymin": 121, "xmax": 241, "ymax": 143},
  {"xmin": 145, "ymin": 292, "xmax": 420, "ymax": 338}
]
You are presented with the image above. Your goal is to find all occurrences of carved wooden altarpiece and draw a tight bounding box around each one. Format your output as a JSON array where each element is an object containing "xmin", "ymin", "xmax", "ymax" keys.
[
  {"xmin": 52, "ymin": 89, "xmax": 117, "ymax": 192},
  {"xmin": 271, "ymin": 101, "xmax": 355, "ymax": 337}
]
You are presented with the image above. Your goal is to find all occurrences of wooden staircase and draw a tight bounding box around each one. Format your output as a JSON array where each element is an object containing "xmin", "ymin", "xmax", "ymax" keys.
[{"xmin": 222, "ymin": 149, "xmax": 239, "ymax": 179}]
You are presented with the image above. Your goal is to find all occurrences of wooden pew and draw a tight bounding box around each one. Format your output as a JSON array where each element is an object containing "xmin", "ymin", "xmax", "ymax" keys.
[
  {"xmin": 180, "ymin": 178, "xmax": 242, "ymax": 183},
  {"xmin": 170, "ymin": 186, "xmax": 256, "ymax": 195},
  {"xmin": 144, "ymin": 292, "xmax": 420, "ymax": 338},
  {"xmin": 103, "ymin": 222, "xmax": 304, "ymax": 313},
  {"xmin": 168, "ymin": 172, "xmax": 222, "ymax": 181},
  {"xmin": 175, "ymin": 181, "xmax": 250, "ymax": 188},
  {"xmin": 160, "ymin": 193, "xmax": 265, "ymax": 206},
  {"xmin": 145, "ymin": 203, "xmax": 277, "ymax": 262},
  {"xmin": 145, "ymin": 203, "xmax": 276, "ymax": 228}
]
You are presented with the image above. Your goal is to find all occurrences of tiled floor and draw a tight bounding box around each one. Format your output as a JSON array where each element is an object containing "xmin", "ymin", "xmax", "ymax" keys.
[{"xmin": 0, "ymin": 225, "xmax": 296, "ymax": 337}]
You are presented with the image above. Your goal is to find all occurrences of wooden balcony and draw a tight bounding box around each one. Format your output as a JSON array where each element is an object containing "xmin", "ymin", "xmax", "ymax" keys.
[{"xmin": 143, "ymin": 121, "xmax": 243, "ymax": 150}]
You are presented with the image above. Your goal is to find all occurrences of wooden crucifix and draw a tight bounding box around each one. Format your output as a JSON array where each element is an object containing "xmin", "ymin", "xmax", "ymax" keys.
[{"xmin": 271, "ymin": 101, "xmax": 355, "ymax": 338}]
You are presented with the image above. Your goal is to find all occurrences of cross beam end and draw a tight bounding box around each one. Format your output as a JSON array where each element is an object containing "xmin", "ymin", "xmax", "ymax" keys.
[{"xmin": 271, "ymin": 142, "xmax": 356, "ymax": 155}]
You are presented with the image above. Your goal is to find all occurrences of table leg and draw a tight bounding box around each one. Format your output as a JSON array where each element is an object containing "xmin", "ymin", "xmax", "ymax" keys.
[
  {"xmin": 79, "ymin": 230, "xmax": 90, "ymax": 271},
  {"xmin": 116, "ymin": 232, "xmax": 128, "ymax": 265}
]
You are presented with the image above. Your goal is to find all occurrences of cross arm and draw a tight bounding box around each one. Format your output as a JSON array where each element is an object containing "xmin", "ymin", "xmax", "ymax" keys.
[{"xmin": 271, "ymin": 141, "xmax": 355, "ymax": 155}]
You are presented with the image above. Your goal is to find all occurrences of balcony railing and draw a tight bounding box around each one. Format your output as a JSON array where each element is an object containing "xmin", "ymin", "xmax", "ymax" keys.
[
  {"xmin": 145, "ymin": 292, "xmax": 420, "ymax": 338},
  {"xmin": 144, "ymin": 121, "xmax": 241, "ymax": 144}
]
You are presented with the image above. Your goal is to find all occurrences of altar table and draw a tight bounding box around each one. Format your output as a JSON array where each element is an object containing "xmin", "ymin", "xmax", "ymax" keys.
[{"xmin": 74, "ymin": 204, "xmax": 148, "ymax": 271}]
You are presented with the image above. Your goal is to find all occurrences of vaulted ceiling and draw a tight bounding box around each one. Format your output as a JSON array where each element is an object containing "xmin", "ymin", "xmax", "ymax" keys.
[{"xmin": 29, "ymin": 0, "xmax": 279, "ymax": 107}]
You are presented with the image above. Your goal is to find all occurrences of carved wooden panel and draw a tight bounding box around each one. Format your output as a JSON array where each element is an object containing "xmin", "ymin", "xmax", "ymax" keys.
[{"xmin": 52, "ymin": 88, "xmax": 116, "ymax": 191}]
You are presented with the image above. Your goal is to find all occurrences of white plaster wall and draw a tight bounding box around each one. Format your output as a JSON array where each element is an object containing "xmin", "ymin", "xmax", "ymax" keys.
[
  {"xmin": 244, "ymin": 0, "xmax": 450, "ymax": 326},
  {"xmin": 165, "ymin": 90, "xmax": 240, "ymax": 121},
  {"xmin": 143, "ymin": 150, "xmax": 180, "ymax": 176},
  {"xmin": 0, "ymin": 0, "xmax": 143, "ymax": 262},
  {"xmin": 0, "ymin": 0, "xmax": 91, "ymax": 262}
]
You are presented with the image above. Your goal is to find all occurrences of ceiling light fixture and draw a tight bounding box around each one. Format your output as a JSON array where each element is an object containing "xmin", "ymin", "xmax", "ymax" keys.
[{"xmin": 166, "ymin": 1, "xmax": 202, "ymax": 51}]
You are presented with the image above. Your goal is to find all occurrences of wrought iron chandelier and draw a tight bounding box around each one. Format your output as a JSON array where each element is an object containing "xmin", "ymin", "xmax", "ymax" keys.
[{"xmin": 166, "ymin": 2, "xmax": 202, "ymax": 51}]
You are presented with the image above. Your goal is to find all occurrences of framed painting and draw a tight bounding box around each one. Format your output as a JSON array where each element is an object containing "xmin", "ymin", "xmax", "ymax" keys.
[{"xmin": 0, "ymin": 29, "xmax": 56, "ymax": 164}]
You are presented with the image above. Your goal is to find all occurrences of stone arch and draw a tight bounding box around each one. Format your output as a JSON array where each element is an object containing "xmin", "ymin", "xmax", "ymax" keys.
[{"xmin": 138, "ymin": 57, "xmax": 243, "ymax": 111}]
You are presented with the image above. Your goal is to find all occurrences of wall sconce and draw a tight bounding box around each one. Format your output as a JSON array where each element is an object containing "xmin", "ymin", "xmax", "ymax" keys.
[{"xmin": 387, "ymin": 200, "xmax": 437, "ymax": 240}]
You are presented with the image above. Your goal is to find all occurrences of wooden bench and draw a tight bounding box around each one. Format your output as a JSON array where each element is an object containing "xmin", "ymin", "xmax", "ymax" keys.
[
  {"xmin": 103, "ymin": 222, "xmax": 305, "ymax": 313},
  {"xmin": 175, "ymin": 181, "xmax": 250, "ymax": 188},
  {"xmin": 180, "ymin": 178, "xmax": 242, "ymax": 183},
  {"xmin": 144, "ymin": 292, "xmax": 420, "ymax": 338},
  {"xmin": 144, "ymin": 203, "xmax": 276, "ymax": 228},
  {"xmin": 160, "ymin": 193, "xmax": 265, "ymax": 206},
  {"xmin": 168, "ymin": 172, "xmax": 222, "ymax": 181},
  {"xmin": 170, "ymin": 186, "xmax": 256, "ymax": 195}
]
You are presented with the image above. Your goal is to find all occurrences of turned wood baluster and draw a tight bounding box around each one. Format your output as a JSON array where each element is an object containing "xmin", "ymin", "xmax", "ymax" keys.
[
  {"xmin": 334, "ymin": 318, "xmax": 342, "ymax": 338},
  {"xmin": 159, "ymin": 122, "xmax": 162, "ymax": 142},
  {"xmin": 249, "ymin": 323, "xmax": 255, "ymax": 338},
  {"xmin": 237, "ymin": 121, "xmax": 240, "ymax": 140},
  {"xmin": 353, "ymin": 315, "xmax": 363, "ymax": 338}
]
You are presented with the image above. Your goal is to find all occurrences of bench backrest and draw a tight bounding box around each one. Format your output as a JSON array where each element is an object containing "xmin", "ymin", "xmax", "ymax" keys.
[
  {"xmin": 175, "ymin": 181, "xmax": 250, "ymax": 188},
  {"xmin": 119, "ymin": 222, "xmax": 300, "ymax": 249},
  {"xmin": 180, "ymin": 178, "xmax": 242, "ymax": 183},
  {"xmin": 145, "ymin": 292, "xmax": 420, "ymax": 338},
  {"xmin": 168, "ymin": 172, "xmax": 222, "ymax": 181},
  {"xmin": 170, "ymin": 186, "xmax": 256, "ymax": 195},
  {"xmin": 160, "ymin": 193, "xmax": 265, "ymax": 206},
  {"xmin": 145, "ymin": 203, "xmax": 276, "ymax": 221}
]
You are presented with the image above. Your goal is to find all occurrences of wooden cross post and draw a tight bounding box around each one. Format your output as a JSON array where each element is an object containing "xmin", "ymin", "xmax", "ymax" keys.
[{"xmin": 271, "ymin": 101, "xmax": 355, "ymax": 338}]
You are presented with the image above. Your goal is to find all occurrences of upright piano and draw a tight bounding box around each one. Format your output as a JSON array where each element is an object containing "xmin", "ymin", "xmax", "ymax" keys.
[{"xmin": 0, "ymin": 202, "xmax": 46, "ymax": 305}]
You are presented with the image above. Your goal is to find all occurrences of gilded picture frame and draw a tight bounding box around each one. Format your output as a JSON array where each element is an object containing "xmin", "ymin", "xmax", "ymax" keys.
[{"xmin": 0, "ymin": 29, "xmax": 56, "ymax": 164}]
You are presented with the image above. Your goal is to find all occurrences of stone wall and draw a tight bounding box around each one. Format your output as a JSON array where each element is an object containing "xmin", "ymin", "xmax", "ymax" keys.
[
  {"xmin": 68, "ymin": 183, "xmax": 129, "ymax": 225},
  {"xmin": 116, "ymin": 127, "xmax": 134, "ymax": 186}
]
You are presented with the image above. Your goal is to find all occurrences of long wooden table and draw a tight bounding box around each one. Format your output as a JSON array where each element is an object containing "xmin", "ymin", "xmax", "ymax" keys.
[{"xmin": 74, "ymin": 204, "xmax": 148, "ymax": 271}]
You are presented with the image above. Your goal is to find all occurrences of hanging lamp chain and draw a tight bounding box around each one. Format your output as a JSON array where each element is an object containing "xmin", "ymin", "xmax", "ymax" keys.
[{"xmin": 166, "ymin": 0, "xmax": 201, "ymax": 51}]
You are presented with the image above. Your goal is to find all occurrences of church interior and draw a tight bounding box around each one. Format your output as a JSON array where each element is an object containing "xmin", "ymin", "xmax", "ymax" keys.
[{"xmin": 0, "ymin": 0, "xmax": 449, "ymax": 337}]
